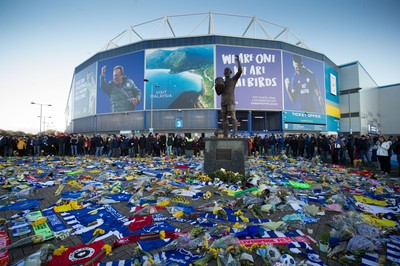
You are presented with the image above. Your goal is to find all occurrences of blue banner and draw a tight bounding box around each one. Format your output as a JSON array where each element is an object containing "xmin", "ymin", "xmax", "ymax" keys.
[
  {"xmin": 326, "ymin": 115, "xmax": 340, "ymax": 132},
  {"xmin": 73, "ymin": 63, "xmax": 97, "ymax": 119},
  {"xmin": 282, "ymin": 111, "xmax": 326, "ymax": 124},
  {"xmin": 284, "ymin": 123, "xmax": 326, "ymax": 131}
]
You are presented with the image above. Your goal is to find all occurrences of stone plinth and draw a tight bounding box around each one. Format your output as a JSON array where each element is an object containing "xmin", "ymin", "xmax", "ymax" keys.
[{"xmin": 204, "ymin": 138, "xmax": 248, "ymax": 177}]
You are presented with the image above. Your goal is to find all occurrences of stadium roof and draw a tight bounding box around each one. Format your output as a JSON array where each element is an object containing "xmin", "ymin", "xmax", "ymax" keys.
[{"xmin": 102, "ymin": 12, "xmax": 311, "ymax": 51}]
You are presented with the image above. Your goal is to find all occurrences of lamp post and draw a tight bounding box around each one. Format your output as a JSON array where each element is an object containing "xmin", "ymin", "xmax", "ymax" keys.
[
  {"xmin": 31, "ymin": 102, "xmax": 52, "ymax": 134},
  {"xmin": 38, "ymin": 116, "xmax": 52, "ymax": 132},
  {"xmin": 143, "ymin": 79, "xmax": 159, "ymax": 133}
]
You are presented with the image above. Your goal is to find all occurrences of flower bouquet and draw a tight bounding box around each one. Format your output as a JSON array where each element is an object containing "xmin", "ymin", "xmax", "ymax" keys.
[
  {"xmin": 353, "ymin": 159, "xmax": 362, "ymax": 169},
  {"xmin": 212, "ymin": 168, "xmax": 244, "ymax": 184}
]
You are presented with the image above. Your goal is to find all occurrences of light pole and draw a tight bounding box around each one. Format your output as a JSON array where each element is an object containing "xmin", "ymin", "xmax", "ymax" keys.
[
  {"xmin": 144, "ymin": 79, "xmax": 159, "ymax": 133},
  {"xmin": 38, "ymin": 116, "xmax": 52, "ymax": 132},
  {"xmin": 31, "ymin": 102, "xmax": 52, "ymax": 133}
]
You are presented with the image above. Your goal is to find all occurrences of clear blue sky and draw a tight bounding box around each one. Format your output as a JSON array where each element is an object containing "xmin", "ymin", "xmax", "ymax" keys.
[{"xmin": 1, "ymin": 0, "xmax": 399, "ymax": 133}]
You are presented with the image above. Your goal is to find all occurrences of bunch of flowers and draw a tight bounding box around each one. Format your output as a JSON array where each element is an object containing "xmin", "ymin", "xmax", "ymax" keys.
[
  {"xmin": 174, "ymin": 165, "xmax": 190, "ymax": 178},
  {"xmin": 53, "ymin": 245, "xmax": 68, "ymax": 256},
  {"xmin": 233, "ymin": 209, "xmax": 250, "ymax": 223},
  {"xmin": 86, "ymin": 245, "xmax": 112, "ymax": 265},
  {"xmin": 156, "ymin": 198, "xmax": 170, "ymax": 207},
  {"xmin": 212, "ymin": 203, "xmax": 228, "ymax": 221},
  {"xmin": 353, "ymin": 159, "xmax": 362, "ymax": 169},
  {"xmin": 0, "ymin": 234, "xmax": 44, "ymax": 252},
  {"xmin": 190, "ymin": 226, "xmax": 205, "ymax": 238},
  {"xmin": 130, "ymin": 245, "xmax": 152, "ymax": 266},
  {"xmin": 212, "ymin": 168, "xmax": 244, "ymax": 183},
  {"xmin": 86, "ymin": 228, "xmax": 105, "ymax": 245},
  {"xmin": 67, "ymin": 180, "xmax": 84, "ymax": 189},
  {"xmin": 248, "ymin": 204, "xmax": 264, "ymax": 219},
  {"xmin": 31, "ymin": 217, "xmax": 47, "ymax": 227},
  {"xmin": 195, "ymin": 244, "xmax": 257, "ymax": 266},
  {"xmin": 192, "ymin": 250, "xmax": 217, "ymax": 266},
  {"xmin": 194, "ymin": 172, "xmax": 212, "ymax": 182}
]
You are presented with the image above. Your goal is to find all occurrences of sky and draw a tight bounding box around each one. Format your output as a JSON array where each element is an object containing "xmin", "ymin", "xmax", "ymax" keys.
[{"xmin": 0, "ymin": 0, "xmax": 399, "ymax": 134}]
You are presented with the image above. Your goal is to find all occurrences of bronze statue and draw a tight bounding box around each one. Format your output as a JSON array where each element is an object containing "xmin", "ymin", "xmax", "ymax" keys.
[{"xmin": 215, "ymin": 55, "xmax": 242, "ymax": 137}]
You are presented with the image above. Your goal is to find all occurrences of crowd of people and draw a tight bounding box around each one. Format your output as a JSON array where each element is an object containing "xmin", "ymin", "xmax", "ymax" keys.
[
  {"xmin": 0, "ymin": 131, "xmax": 399, "ymax": 175},
  {"xmin": 247, "ymin": 132, "xmax": 399, "ymax": 175},
  {"xmin": 0, "ymin": 132, "xmax": 205, "ymax": 159}
]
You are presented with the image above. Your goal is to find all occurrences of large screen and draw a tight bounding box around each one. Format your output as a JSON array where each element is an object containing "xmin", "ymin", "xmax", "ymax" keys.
[
  {"xmin": 216, "ymin": 45, "xmax": 283, "ymax": 110},
  {"xmin": 70, "ymin": 44, "xmax": 332, "ymax": 123},
  {"xmin": 73, "ymin": 63, "xmax": 97, "ymax": 119},
  {"xmin": 144, "ymin": 46, "xmax": 214, "ymax": 110},
  {"xmin": 282, "ymin": 52, "xmax": 326, "ymax": 114},
  {"xmin": 97, "ymin": 51, "xmax": 145, "ymax": 114}
]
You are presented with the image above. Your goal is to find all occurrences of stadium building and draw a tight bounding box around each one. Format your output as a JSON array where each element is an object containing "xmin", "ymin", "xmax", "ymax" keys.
[{"xmin": 65, "ymin": 12, "xmax": 400, "ymax": 137}]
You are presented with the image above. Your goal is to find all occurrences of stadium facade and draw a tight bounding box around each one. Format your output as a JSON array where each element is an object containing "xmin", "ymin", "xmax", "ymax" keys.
[{"xmin": 65, "ymin": 13, "xmax": 400, "ymax": 137}]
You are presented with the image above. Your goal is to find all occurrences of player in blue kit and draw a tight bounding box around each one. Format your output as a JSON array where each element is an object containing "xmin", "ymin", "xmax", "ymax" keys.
[{"xmin": 285, "ymin": 55, "xmax": 325, "ymax": 113}]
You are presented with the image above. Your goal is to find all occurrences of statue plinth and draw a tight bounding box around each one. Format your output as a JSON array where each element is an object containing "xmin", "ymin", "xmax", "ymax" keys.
[{"xmin": 204, "ymin": 137, "xmax": 248, "ymax": 177}]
